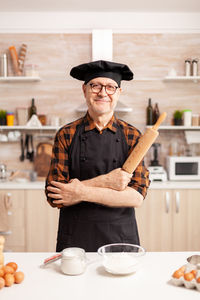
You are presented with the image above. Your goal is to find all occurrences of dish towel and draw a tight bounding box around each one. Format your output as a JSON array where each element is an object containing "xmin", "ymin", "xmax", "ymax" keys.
[{"xmin": 0, "ymin": 193, "xmax": 12, "ymax": 232}]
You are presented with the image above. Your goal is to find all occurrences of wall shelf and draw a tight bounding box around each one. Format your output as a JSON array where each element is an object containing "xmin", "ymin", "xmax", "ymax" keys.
[
  {"xmin": 146, "ymin": 125, "xmax": 200, "ymax": 130},
  {"xmin": 0, "ymin": 125, "xmax": 59, "ymax": 133},
  {"xmin": 163, "ymin": 76, "xmax": 200, "ymax": 83},
  {"xmin": 0, "ymin": 76, "xmax": 41, "ymax": 82}
]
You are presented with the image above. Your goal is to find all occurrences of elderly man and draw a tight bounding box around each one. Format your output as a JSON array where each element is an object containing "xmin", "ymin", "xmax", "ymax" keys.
[{"xmin": 46, "ymin": 60, "xmax": 150, "ymax": 252}]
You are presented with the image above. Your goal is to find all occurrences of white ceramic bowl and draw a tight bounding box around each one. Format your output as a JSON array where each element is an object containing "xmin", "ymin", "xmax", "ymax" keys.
[{"xmin": 98, "ymin": 243, "xmax": 146, "ymax": 275}]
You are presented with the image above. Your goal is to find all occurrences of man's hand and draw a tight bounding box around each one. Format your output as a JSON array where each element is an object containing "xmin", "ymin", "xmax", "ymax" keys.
[
  {"xmin": 105, "ymin": 168, "xmax": 132, "ymax": 191},
  {"xmin": 47, "ymin": 179, "xmax": 84, "ymax": 206}
]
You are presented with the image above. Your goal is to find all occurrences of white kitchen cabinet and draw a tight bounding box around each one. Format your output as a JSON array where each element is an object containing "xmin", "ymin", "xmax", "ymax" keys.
[
  {"xmin": 172, "ymin": 189, "xmax": 200, "ymax": 251},
  {"xmin": 0, "ymin": 189, "xmax": 59, "ymax": 252},
  {"xmin": 25, "ymin": 190, "xmax": 59, "ymax": 252},
  {"xmin": 0, "ymin": 190, "xmax": 25, "ymax": 252},
  {"xmin": 135, "ymin": 189, "xmax": 200, "ymax": 252}
]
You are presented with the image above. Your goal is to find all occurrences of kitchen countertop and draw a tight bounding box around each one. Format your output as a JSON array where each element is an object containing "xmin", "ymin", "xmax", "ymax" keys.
[
  {"xmin": 0, "ymin": 180, "xmax": 45, "ymax": 189},
  {"xmin": 1, "ymin": 252, "xmax": 200, "ymax": 300},
  {"xmin": 0, "ymin": 180, "xmax": 200, "ymax": 189}
]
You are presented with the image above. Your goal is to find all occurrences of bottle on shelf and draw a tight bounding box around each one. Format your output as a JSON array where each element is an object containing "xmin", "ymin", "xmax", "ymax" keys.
[
  {"xmin": 185, "ymin": 59, "xmax": 191, "ymax": 77},
  {"xmin": 153, "ymin": 103, "xmax": 160, "ymax": 124},
  {"xmin": 146, "ymin": 98, "xmax": 153, "ymax": 125},
  {"xmin": 29, "ymin": 98, "xmax": 37, "ymax": 119},
  {"xmin": 192, "ymin": 59, "xmax": 198, "ymax": 77},
  {"xmin": 0, "ymin": 53, "xmax": 8, "ymax": 77}
]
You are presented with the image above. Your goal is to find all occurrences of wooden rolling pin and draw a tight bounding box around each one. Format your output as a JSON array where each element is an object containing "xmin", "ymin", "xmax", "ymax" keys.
[{"xmin": 122, "ymin": 112, "xmax": 167, "ymax": 174}]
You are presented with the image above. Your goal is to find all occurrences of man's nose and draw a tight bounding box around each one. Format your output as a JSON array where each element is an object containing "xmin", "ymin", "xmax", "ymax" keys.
[{"xmin": 98, "ymin": 86, "xmax": 107, "ymax": 96}]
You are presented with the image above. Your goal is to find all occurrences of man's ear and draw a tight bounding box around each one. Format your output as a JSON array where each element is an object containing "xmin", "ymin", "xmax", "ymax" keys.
[
  {"xmin": 82, "ymin": 84, "xmax": 86, "ymax": 97},
  {"xmin": 118, "ymin": 87, "xmax": 122, "ymax": 96}
]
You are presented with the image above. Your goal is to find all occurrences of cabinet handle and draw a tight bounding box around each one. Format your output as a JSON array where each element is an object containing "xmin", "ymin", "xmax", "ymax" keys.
[
  {"xmin": 5, "ymin": 192, "xmax": 12, "ymax": 215},
  {"xmin": 165, "ymin": 191, "xmax": 170, "ymax": 213},
  {"xmin": 175, "ymin": 191, "xmax": 180, "ymax": 213}
]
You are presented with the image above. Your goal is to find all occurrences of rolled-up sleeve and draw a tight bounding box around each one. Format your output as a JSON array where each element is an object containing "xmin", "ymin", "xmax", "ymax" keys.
[
  {"xmin": 45, "ymin": 128, "xmax": 70, "ymax": 208},
  {"xmin": 124, "ymin": 125, "xmax": 150, "ymax": 198}
]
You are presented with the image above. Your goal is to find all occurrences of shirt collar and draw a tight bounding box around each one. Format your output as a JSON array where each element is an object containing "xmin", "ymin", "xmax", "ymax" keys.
[{"xmin": 84, "ymin": 111, "xmax": 117, "ymax": 133}]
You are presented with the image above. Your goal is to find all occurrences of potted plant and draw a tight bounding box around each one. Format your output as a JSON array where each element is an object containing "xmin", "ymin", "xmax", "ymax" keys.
[
  {"xmin": 173, "ymin": 110, "xmax": 183, "ymax": 125},
  {"xmin": 0, "ymin": 110, "xmax": 7, "ymax": 125}
]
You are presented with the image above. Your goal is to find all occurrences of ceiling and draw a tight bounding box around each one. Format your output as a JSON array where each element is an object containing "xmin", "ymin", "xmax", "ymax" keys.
[{"xmin": 1, "ymin": 0, "xmax": 200, "ymax": 12}]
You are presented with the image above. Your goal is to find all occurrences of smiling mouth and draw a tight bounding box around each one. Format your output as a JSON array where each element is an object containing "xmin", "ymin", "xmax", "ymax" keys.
[{"xmin": 95, "ymin": 98, "xmax": 111, "ymax": 103}]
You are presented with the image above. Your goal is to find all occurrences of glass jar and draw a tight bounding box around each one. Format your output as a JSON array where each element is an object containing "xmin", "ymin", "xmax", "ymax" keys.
[
  {"xmin": 24, "ymin": 64, "xmax": 39, "ymax": 77},
  {"xmin": 192, "ymin": 114, "xmax": 199, "ymax": 126},
  {"xmin": 38, "ymin": 114, "xmax": 46, "ymax": 126},
  {"xmin": 6, "ymin": 112, "xmax": 14, "ymax": 126},
  {"xmin": 60, "ymin": 248, "xmax": 87, "ymax": 275},
  {"xmin": 17, "ymin": 107, "xmax": 28, "ymax": 125},
  {"xmin": 183, "ymin": 109, "xmax": 192, "ymax": 126}
]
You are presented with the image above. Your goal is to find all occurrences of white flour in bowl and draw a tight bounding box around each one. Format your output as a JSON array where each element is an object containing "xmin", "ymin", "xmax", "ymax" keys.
[{"xmin": 103, "ymin": 252, "xmax": 139, "ymax": 274}]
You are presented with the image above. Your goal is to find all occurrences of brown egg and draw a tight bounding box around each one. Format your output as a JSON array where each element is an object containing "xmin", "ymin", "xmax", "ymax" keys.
[
  {"xmin": 14, "ymin": 271, "xmax": 24, "ymax": 284},
  {"xmin": 172, "ymin": 269, "xmax": 184, "ymax": 279},
  {"xmin": 4, "ymin": 273, "xmax": 14, "ymax": 287},
  {"xmin": 6, "ymin": 262, "xmax": 18, "ymax": 272},
  {"xmin": 0, "ymin": 277, "xmax": 5, "ymax": 289},
  {"xmin": 2, "ymin": 265, "xmax": 14, "ymax": 274},
  {"xmin": 184, "ymin": 272, "xmax": 194, "ymax": 281},
  {"xmin": 0, "ymin": 268, "xmax": 4, "ymax": 277},
  {"xmin": 178, "ymin": 265, "xmax": 186, "ymax": 273},
  {"xmin": 191, "ymin": 269, "xmax": 197, "ymax": 277}
]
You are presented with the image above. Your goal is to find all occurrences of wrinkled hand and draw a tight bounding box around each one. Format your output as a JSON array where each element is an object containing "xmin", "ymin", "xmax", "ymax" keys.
[
  {"xmin": 47, "ymin": 179, "xmax": 84, "ymax": 206},
  {"xmin": 105, "ymin": 168, "xmax": 132, "ymax": 191}
]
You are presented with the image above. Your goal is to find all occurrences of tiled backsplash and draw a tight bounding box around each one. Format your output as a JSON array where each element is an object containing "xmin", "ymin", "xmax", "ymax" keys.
[{"xmin": 0, "ymin": 33, "xmax": 200, "ymax": 171}]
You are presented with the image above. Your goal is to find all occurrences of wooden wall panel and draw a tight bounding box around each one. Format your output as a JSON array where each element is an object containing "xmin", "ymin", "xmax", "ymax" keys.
[{"xmin": 0, "ymin": 33, "xmax": 200, "ymax": 172}]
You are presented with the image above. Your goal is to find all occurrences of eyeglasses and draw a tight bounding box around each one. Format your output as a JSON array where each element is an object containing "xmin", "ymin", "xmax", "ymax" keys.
[{"xmin": 89, "ymin": 83, "xmax": 119, "ymax": 95}]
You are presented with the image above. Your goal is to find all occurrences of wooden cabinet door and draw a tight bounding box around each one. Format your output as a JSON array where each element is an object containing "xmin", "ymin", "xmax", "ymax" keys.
[
  {"xmin": 135, "ymin": 189, "xmax": 173, "ymax": 251},
  {"xmin": 25, "ymin": 190, "xmax": 59, "ymax": 252},
  {"xmin": 0, "ymin": 190, "xmax": 25, "ymax": 252},
  {"xmin": 172, "ymin": 189, "xmax": 200, "ymax": 251}
]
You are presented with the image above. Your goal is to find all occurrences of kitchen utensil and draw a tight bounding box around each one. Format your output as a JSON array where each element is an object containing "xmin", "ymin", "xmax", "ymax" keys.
[
  {"xmin": 8, "ymin": 170, "xmax": 20, "ymax": 181},
  {"xmin": 61, "ymin": 248, "xmax": 87, "ymax": 275},
  {"xmin": 29, "ymin": 170, "xmax": 37, "ymax": 181},
  {"xmin": 42, "ymin": 248, "xmax": 87, "ymax": 276},
  {"xmin": 122, "ymin": 112, "xmax": 167, "ymax": 174},
  {"xmin": 0, "ymin": 163, "xmax": 7, "ymax": 182},
  {"xmin": 98, "ymin": 243, "xmax": 145, "ymax": 275},
  {"xmin": 42, "ymin": 253, "xmax": 62, "ymax": 266},
  {"xmin": 34, "ymin": 143, "xmax": 53, "ymax": 177},
  {"xmin": 187, "ymin": 255, "xmax": 200, "ymax": 265},
  {"xmin": 19, "ymin": 134, "xmax": 25, "ymax": 161},
  {"xmin": 25, "ymin": 134, "xmax": 31, "ymax": 160},
  {"xmin": 29, "ymin": 135, "xmax": 34, "ymax": 162},
  {"xmin": 150, "ymin": 143, "xmax": 161, "ymax": 166},
  {"xmin": 148, "ymin": 143, "xmax": 167, "ymax": 181}
]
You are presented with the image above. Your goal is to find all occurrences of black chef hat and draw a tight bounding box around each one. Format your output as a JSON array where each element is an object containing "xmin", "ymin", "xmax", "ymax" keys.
[{"xmin": 70, "ymin": 60, "xmax": 133, "ymax": 87}]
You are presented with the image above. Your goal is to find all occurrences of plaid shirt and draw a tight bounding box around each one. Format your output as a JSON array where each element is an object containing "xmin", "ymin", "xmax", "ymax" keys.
[{"xmin": 46, "ymin": 113, "xmax": 150, "ymax": 207}]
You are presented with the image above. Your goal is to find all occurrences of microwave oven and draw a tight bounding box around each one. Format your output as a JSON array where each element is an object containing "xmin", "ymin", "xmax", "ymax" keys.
[{"xmin": 166, "ymin": 156, "xmax": 200, "ymax": 181}]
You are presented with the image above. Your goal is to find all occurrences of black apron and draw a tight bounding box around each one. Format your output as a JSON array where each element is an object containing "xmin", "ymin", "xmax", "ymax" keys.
[{"xmin": 56, "ymin": 121, "xmax": 140, "ymax": 252}]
